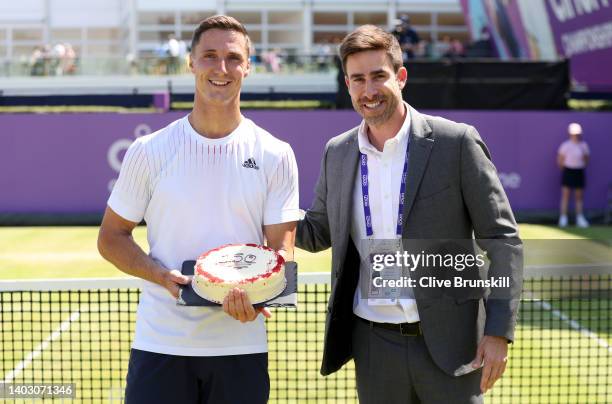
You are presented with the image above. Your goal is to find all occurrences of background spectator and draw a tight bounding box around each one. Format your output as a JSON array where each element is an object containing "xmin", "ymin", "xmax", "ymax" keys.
[
  {"xmin": 557, "ymin": 123, "xmax": 590, "ymax": 228},
  {"xmin": 392, "ymin": 15, "xmax": 421, "ymax": 61},
  {"xmin": 166, "ymin": 34, "xmax": 181, "ymax": 74}
]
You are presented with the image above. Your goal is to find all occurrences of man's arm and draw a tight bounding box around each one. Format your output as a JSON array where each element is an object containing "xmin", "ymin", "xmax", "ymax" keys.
[
  {"xmin": 460, "ymin": 126, "xmax": 523, "ymax": 335},
  {"xmin": 264, "ymin": 221, "xmax": 297, "ymax": 261},
  {"xmin": 459, "ymin": 126, "xmax": 523, "ymax": 393},
  {"xmin": 296, "ymin": 144, "xmax": 332, "ymax": 252},
  {"xmin": 97, "ymin": 206, "xmax": 189, "ymax": 298},
  {"xmin": 223, "ymin": 221, "xmax": 296, "ymax": 323},
  {"xmin": 97, "ymin": 138, "xmax": 189, "ymax": 296}
]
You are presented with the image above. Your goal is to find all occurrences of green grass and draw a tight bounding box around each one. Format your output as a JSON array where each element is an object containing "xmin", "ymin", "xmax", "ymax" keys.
[
  {"xmin": 2, "ymin": 286, "xmax": 355, "ymax": 403},
  {"xmin": 519, "ymin": 223, "xmax": 612, "ymax": 240},
  {"xmin": 2, "ymin": 285, "xmax": 610, "ymax": 403},
  {"xmin": 568, "ymin": 99, "xmax": 612, "ymax": 111},
  {"xmin": 2, "ymin": 224, "xmax": 610, "ymax": 280},
  {"xmin": 0, "ymin": 226, "xmax": 331, "ymax": 280},
  {"xmin": 1, "ymin": 224, "xmax": 611, "ymax": 403}
]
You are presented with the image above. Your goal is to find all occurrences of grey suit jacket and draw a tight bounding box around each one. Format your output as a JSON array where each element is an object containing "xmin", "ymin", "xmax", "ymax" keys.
[{"xmin": 296, "ymin": 106, "xmax": 523, "ymax": 377}]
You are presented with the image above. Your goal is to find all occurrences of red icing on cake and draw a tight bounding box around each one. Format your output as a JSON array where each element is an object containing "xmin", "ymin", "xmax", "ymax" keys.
[
  {"xmin": 195, "ymin": 244, "xmax": 284, "ymax": 282},
  {"xmin": 192, "ymin": 244, "xmax": 286, "ymax": 304}
]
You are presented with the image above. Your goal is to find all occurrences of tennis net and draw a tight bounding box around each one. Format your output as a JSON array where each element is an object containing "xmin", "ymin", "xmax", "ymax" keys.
[{"xmin": 1, "ymin": 267, "xmax": 611, "ymax": 403}]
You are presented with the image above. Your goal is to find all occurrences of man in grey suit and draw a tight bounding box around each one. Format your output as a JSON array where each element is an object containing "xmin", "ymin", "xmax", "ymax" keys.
[{"xmin": 296, "ymin": 25, "xmax": 522, "ymax": 403}]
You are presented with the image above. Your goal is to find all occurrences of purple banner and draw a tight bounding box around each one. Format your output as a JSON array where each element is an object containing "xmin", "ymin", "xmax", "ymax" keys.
[
  {"xmin": 461, "ymin": 0, "xmax": 612, "ymax": 91},
  {"xmin": 460, "ymin": 0, "xmax": 557, "ymax": 59},
  {"xmin": 545, "ymin": 0, "xmax": 612, "ymax": 92},
  {"xmin": 1, "ymin": 111, "xmax": 611, "ymax": 215}
]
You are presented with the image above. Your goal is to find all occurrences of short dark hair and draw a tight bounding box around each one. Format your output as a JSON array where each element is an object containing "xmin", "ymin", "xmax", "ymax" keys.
[
  {"xmin": 191, "ymin": 15, "xmax": 251, "ymax": 57},
  {"xmin": 339, "ymin": 25, "xmax": 403, "ymax": 74}
]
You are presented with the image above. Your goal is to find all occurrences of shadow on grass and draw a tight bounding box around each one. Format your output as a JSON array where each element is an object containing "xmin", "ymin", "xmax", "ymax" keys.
[{"xmin": 556, "ymin": 225, "xmax": 612, "ymax": 246}]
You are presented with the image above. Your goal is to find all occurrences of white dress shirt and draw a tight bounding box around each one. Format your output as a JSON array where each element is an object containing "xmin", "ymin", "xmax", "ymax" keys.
[{"xmin": 351, "ymin": 103, "xmax": 420, "ymax": 323}]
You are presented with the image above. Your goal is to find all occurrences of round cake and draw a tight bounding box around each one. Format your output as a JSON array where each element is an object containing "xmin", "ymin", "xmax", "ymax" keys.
[{"xmin": 193, "ymin": 244, "xmax": 286, "ymax": 304}]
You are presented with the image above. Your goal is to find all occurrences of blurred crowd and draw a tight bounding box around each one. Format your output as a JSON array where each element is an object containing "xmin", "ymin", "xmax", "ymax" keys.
[
  {"xmin": 152, "ymin": 35, "xmax": 189, "ymax": 75},
  {"xmin": 391, "ymin": 15, "xmax": 494, "ymax": 61},
  {"xmin": 22, "ymin": 18, "xmax": 497, "ymax": 77},
  {"xmin": 29, "ymin": 43, "xmax": 77, "ymax": 76},
  {"xmin": 147, "ymin": 34, "xmax": 342, "ymax": 75},
  {"xmin": 143, "ymin": 20, "xmax": 496, "ymax": 76}
]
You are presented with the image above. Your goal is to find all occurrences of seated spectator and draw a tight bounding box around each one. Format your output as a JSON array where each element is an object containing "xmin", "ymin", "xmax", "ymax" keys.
[
  {"xmin": 450, "ymin": 39, "xmax": 465, "ymax": 58},
  {"xmin": 435, "ymin": 35, "xmax": 452, "ymax": 59},
  {"xmin": 392, "ymin": 15, "xmax": 421, "ymax": 61},
  {"xmin": 466, "ymin": 27, "xmax": 495, "ymax": 58},
  {"xmin": 30, "ymin": 46, "xmax": 46, "ymax": 76},
  {"xmin": 62, "ymin": 43, "xmax": 77, "ymax": 75}
]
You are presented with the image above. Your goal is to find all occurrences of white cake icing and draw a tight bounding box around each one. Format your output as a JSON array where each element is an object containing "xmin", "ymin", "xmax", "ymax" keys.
[{"xmin": 192, "ymin": 244, "xmax": 286, "ymax": 304}]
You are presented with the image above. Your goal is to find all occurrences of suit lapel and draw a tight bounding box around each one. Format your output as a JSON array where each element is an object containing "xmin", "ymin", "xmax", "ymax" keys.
[
  {"xmin": 339, "ymin": 130, "xmax": 360, "ymax": 241},
  {"xmin": 335, "ymin": 111, "xmax": 432, "ymax": 240},
  {"xmin": 402, "ymin": 107, "xmax": 434, "ymax": 232}
]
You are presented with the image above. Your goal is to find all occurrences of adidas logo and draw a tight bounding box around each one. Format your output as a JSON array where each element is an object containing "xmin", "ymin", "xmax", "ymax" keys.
[{"xmin": 242, "ymin": 158, "xmax": 259, "ymax": 170}]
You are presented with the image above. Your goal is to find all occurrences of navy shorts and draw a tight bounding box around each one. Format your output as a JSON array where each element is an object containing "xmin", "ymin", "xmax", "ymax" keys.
[
  {"xmin": 561, "ymin": 168, "xmax": 585, "ymax": 189},
  {"xmin": 124, "ymin": 349, "xmax": 269, "ymax": 404}
]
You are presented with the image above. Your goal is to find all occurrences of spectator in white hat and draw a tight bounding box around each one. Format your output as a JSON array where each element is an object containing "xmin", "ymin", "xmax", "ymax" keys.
[{"xmin": 557, "ymin": 123, "xmax": 590, "ymax": 227}]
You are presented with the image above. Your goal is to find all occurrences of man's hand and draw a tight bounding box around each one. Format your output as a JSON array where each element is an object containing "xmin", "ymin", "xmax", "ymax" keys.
[
  {"xmin": 160, "ymin": 269, "xmax": 190, "ymax": 299},
  {"xmin": 223, "ymin": 288, "xmax": 272, "ymax": 322},
  {"xmin": 471, "ymin": 335, "xmax": 509, "ymax": 394}
]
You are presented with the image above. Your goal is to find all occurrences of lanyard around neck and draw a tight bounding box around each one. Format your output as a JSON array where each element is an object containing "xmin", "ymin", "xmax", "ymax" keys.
[{"xmin": 359, "ymin": 140, "xmax": 410, "ymax": 237}]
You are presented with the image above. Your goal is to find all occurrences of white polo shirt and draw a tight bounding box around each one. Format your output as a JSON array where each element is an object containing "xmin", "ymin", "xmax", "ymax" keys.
[
  {"xmin": 108, "ymin": 115, "xmax": 300, "ymax": 356},
  {"xmin": 351, "ymin": 103, "xmax": 420, "ymax": 324}
]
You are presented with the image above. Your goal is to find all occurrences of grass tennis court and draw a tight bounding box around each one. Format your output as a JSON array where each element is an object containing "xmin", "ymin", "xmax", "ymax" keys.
[
  {"xmin": 0, "ymin": 224, "xmax": 610, "ymax": 280},
  {"xmin": 0, "ymin": 226, "xmax": 330, "ymax": 279},
  {"xmin": 1, "ymin": 224, "xmax": 611, "ymax": 403}
]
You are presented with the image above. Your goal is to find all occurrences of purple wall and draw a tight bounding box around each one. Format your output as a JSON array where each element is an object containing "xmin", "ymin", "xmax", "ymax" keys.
[{"xmin": 1, "ymin": 111, "xmax": 611, "ymax": 215}]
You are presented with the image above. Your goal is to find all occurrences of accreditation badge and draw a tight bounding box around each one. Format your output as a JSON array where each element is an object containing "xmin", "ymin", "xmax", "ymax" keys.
[{"xmin": 367, "ymin": 239, "xmax": 403, "ymax": 306}]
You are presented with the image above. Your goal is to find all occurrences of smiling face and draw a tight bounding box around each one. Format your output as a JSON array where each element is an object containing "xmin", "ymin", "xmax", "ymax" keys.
[
  {"xmin": 189, "ymin": 28, "xmax": 250, "ymax": 107},
  {"xmin": 345, "ymin": 50, "xmax": 407, "ymax": 127}
]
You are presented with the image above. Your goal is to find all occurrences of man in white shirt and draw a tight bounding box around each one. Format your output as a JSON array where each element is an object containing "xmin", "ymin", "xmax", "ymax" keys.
[
  {"xmin": 98, "ymin": 15, "xmax": 300, "ymax": 403},
  {"xmin": 297, "ymin": 25, "xmax": 522, "ymax": 403}
]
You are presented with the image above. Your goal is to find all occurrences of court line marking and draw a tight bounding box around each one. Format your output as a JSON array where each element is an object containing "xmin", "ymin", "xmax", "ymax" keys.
[
  {"xmin": 3, "ymin": 310, "xmax": 81, "ymax": 383},
  {"xmin": 529, "ymin": 297, "xmax": 612, "ymax": 354}
]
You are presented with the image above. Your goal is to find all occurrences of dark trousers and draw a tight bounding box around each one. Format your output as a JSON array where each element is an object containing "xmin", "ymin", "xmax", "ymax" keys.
[
  {"xmin": 125, "ymin": 349, "xmax": 269, "ymax": 404},
  {"xmin": 352, "ymin": 318, "xmax": 483, "ymax": 404}
]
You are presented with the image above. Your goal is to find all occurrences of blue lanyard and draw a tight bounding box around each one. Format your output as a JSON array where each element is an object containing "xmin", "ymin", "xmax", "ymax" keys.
[{"xmin": 360, "ymin": 141, "xmax": 409, "ymax": 237}]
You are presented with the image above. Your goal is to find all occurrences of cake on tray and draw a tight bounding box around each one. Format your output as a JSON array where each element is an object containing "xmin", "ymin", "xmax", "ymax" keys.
[{"xmin": 192, "ymin": 244, "xmax": 286, "ymax": 304}]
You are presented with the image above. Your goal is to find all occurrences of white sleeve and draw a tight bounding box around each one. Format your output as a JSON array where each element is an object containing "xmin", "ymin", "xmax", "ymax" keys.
[
  {"xmin": 557, "ymin": 141, "xmax": 567, "ymax": 155},
  {"xmin": 107, "ymin": 139, "xmax": 151, "ymax": 223},
  {"xmin": 264, "ymin": 145, "xmax": 301, "ymax": 225}
]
